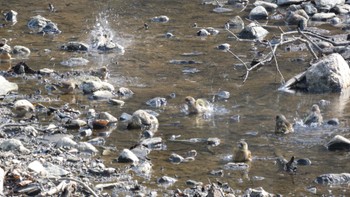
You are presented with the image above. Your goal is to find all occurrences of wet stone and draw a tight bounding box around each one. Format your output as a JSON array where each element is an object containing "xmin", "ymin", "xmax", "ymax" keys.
[
  {"xmin": 146, "ymin": 97, "xmax": 167, "ymax": 107},
  {"xmin": 157, "ymin": 176, "xmax": 177, "ymax": 186},
  {"xmin": 326, "ymin": 135, "xmax": 350, "ymax": 151},
  {"xmin": 118, "ymin": 149, "xmax": 139, "ymax": 163},
  {"xmin": 151, "ymin": 15, "xmax": 169, "ymax": 23},
  {"xmin": 315, "ymin": 173, "xmax": 350, "ymax": 185},
  {"xmin": 296, "ymin": 158, "xmax": 312, "ymax": 165},
  {"xmin": 210, "ymin": 169, "xmax": 224, "ymax": 176},
  {"xmin": 207, "ymin": 137, "xmax": 220, "ymax": 146},
  {"xmin": 169, "ymin": 153, "xmax": 185, "ymax": 164},
  {"xmin": 61, "ymin": 41, "xmax": 89, "ymax": 51},
  {"xmin": 27, "ymin": 15, "xmax": 61, "ymax": 34}
]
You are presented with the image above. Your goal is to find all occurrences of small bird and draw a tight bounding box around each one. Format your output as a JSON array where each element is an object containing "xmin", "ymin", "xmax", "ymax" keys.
[
  {"xmin": 48, "ymin": 3, "xmax": 55, "ymax": 12},
  {"xmin": 275, "ymin": 114, "xmax": 294, "ymax": 134},
  {"xmin": 185, "ymin": 96, "xmax": 210, "ymax": 114},
  {"xmin": 91, "ymin": 66, "xmax": 109, "ymax": 80},
  {"xmin": 52, "ymin": 81, "xmax": 77, "ymax": 94},
  {"xmin": 304, "ymin": 104, "xmax": 323, "ymax": 126},
  {"xmin": 233, "ymin": 141, "xmax": 252, "ymax": 162},
  {"xmin": 144, "ymin": 23, "xmax": 149, "ymax": 30},
  {"xmin": 0, "ymin": 51, "xmax": 11, "ymax": 62}
]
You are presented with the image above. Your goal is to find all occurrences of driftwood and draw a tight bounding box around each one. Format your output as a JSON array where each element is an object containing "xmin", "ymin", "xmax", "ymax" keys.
[{"xmin": 225, "ymin": 27, "xmax": 350, "ymax": 85}]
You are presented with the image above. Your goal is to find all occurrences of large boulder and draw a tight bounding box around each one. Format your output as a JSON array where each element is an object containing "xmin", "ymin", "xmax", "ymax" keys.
[
  {"xmin": 0, "ymin": 76, "xmax": 18, "ymax": 96},
  {"xmin": 305, "ymin": 53, "xmax": 350, "ymax": 93}
]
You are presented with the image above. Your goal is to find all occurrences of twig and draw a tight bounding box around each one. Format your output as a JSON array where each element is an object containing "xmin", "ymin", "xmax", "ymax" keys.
[
  {"xmin": 58, "ymin": 178, "xmax": 99, "ymax": 197},
  {"xmin": 298, "ymin": 28, "xmax": 324, "ymax": 54},
  {"xmin": 268, "ymin": 41, "xmax": 285, "ymax": 84},
  {"xmin": 226, "ymin": 49, "xmax": 249, "ymax": 70}
]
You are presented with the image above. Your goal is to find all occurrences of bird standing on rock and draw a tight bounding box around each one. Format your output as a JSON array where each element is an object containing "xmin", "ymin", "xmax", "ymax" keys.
[
  {"xmin": 304, "ymin": 104, "xmax": 323, "ymax": 126},
  {"xmin": 233, "ymin": 141, "xmax": 252, "ymax": 162},
  {"xmin": 185, "ymin": 96, "xmax": 210, "ymax": 114},
  {"xmin": 275, "ymin": 114, "xmax": 294, "ymax": 134}
]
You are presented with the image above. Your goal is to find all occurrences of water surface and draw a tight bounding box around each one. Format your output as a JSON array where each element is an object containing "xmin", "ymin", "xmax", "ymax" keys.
[{"xmin": 1, "ymin": 0, "xmax": 350, "ymax": 195}]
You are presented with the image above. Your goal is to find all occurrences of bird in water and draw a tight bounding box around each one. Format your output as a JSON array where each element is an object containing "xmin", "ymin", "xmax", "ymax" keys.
[
  {"xmin": 233, "ymin": 141, "xmax": 252, "ymax": 162},
  {"xmin": 275, "ymin": 114, "xmax": 294, "ymax": 134},
  {"xmin": 52, "ymin": 81, "xmax": 78, "ymax": 94},
  {"xmin": 304, "ymin": 104, "xmax": 323, "ymax": 126},
  {"xmin": 91, "ymin": 66, "xmax": 109, "ymax": 80},
  {"xmin": 185, "ymin": 96, "xmax": 211, "ymax": 115}
]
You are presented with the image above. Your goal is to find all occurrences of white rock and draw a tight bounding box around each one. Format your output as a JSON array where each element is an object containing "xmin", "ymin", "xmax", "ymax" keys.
[
  {"xmin": 118, "ymin": 149, "xmax": 139, "ymax": 163},
  {"xmin": 0, "ymin": 76, "xmax": 18, "ymax": 96}
]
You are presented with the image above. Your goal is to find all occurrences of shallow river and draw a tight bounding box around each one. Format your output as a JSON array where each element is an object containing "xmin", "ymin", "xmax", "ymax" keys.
[{"xmin": 1, "ymin": 0, "xmax": 350, "ymax": 195}]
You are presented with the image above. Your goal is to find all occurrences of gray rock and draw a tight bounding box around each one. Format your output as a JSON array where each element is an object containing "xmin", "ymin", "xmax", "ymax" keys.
[
  {"xmin": 13, "ymin": 99, "xmax": 35, "ymax": 117},
  {"xmin": 117, "ymin": 87, "xmax": 134, "ymax": 97},
  {"xmin": 12, "ymin": 45, "xmax": 31, "ymax": 57},
  {"xmin": 120, "ymin": 112, "xmax": 132, "ymax": 121},
  {"xmin": 27, "ymin": 15, "xmax": 61, "ymax": 34},
  {"xmin": 151, "ymin": 15, "xmax": 169, "ymax": 22},
  {"xmin": 217, "ymin": 43, "xmax": 230, "ymax": 51},
  {"xmin": 0, "ymin": 139, "xmax": 30, "ymax": 153},
  {"xmin": 253, "ymin": 1, "xmax": 278, "ymax": 11},
  {"xmin": 249, "ymin": 6, "xmax": 268, "ymax": 20},
  {"xmin": 228, "ymin": 16, "xmax": 244, "ymax": 30},
  {"xmin": 55, "ymin": 136, "xmax": 77, "ymax": 148},
  {"xmin": 302, "ymin": 3, "xmax": 318, "ymax": 15},
  {"xmin": 326, "ymin": 135, "xmax": 350, "ymax": 151},
  {"xmin": 286, "ymin": 9, "xmax": 309, "ymax": 25},
  {"xmin": 277, "ymin": 0, "xmax": 306, "ymax": 6},
  {"xmin": 244, "ymin": 187, "xmax": 274, "ymax": 197},
  {"xmin": 28, "ymin": 160, "xmax": 46, "ymax": 174},
  {"xmin": 118, "ymin": 149, "xmax": 139, "ymax": 163},
  {"xmin": 207, "ymin": 137, "xmax": 221, "ymax": 146},
  {"xmin": 224, "ymin": 162, "xmax": 249, "ymax": 170},
  {"xmin": 92, "ymin": 90, "xmax": 114, "ymax": 99},
  {"xmin": 77, "ymin": 142, "xmax": 98, "ymax": 154},
  {"xmin": 141, "ymin": 137, "xmax": 162, "ymax": 149},
  {"xmin": 108, "ymin": 98, "xmax": 125, "ymax": 106},
  {"xmin": 131, "ymin": 145, "xmax": 151, "ymax": 161},
  {"xmin": 315, "ymin": 0, "xmax": 345, "ymax": 11},
  {"xmin": 238, "ymin": 22, "xmax": 268, "ymax": 40},
  {"xmin": 311, "ymin": 13, "xmax": 336, "ymax": 21},
  {"xmin": 315, "ymin": 173, "xmax": 350, "ymax": 185},
  {"xmin": 44, "ymin": 162, "xmax": 70, "ymax": 177},
  {"xmin": 197, "ymin": 29, "xmax": 211, "ymax": 36},
  {"xmin": 98, "ymin": 112, "xmax": 118, "ymax": 123},
  {"xmin": 146, "ymin": 97, "xmax": 167, "ymax": 107},
  {"xmin": 4, "ymin": 10, "xmax": 18, "ymax": 24},
  {"xmin": 333, "ymin": 4, "xmax": 350, "ymax": 14},
  {"xmin": 169, "ymin": 153, "xmax": 185, "ymax": 164},
  {"xmin": 216, "ymin": 90, "xmax": 230, "ymax": 99},
  {"xmin": 128, "ymin": 109, "xmax": 159, "ymax": 130},
  {"xmin": 0, "ymin": 76, "xmax": 18, "ymax": 96},
  {"xmin": 61, "ymin": 42, "xmax": 89, "ymax": 51},
  {"xmin": 157, "ymin": 176, "xmax": 177, "ymax": 185},
  {"xmin": 82, "ymin": 80, "xmax": 114, "ymax": 94},
  {"xmin": 305, "ymin": 53, "xmax": 350, "ymax": 93}
]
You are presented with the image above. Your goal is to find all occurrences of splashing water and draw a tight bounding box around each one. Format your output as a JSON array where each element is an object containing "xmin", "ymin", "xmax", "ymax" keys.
[{"xmin": 89, "ymin": 12, "xmax": 125, "ymax": 54}]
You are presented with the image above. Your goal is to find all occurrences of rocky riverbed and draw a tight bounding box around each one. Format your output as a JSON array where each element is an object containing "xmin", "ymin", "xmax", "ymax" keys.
[{"xmin": 1, "ymin": 0, "xmax": 350, "ymax": 196}]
